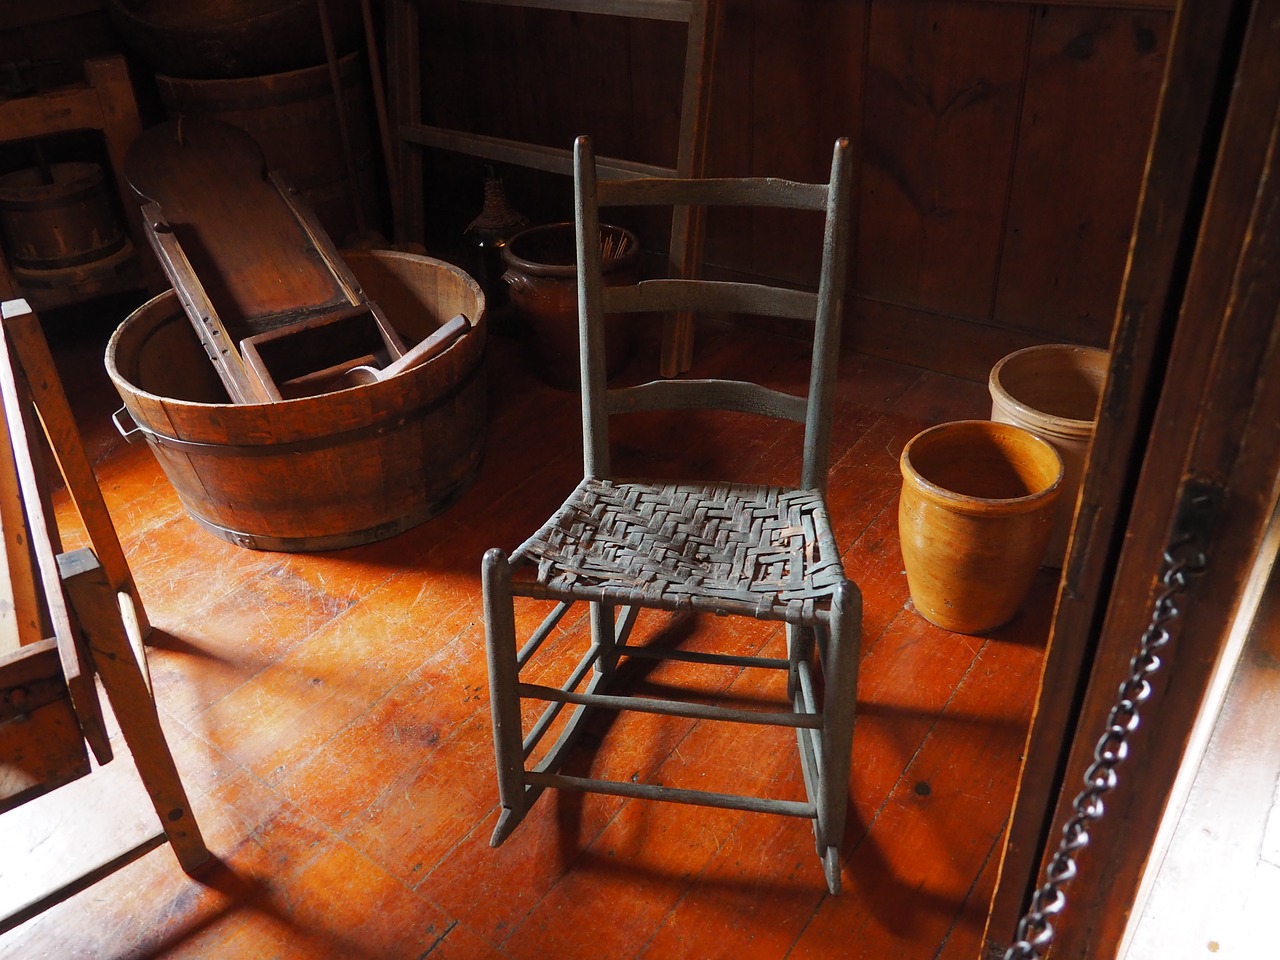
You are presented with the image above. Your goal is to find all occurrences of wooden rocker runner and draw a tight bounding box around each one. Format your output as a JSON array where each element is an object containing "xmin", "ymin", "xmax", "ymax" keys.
[{"xmin": 125, "ymin": 117, "xmax": 466, "ymax": 403}]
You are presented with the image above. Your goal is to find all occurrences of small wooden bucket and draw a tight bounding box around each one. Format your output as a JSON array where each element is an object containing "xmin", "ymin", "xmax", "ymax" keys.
[
  {"xmin": 106, "ymin": 251, "xmax": 486, "ymax": 551},
  {"xmin": 0, "ymin": 163, "xmax": 126, "ymax": 271}
]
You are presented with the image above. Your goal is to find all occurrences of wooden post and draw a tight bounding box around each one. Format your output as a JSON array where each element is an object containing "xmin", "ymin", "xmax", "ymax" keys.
[
  {"xmin": 660, "ymin": 0, "xmax": 721, "ymax": 378},
  {"xmin": 85, "ymin": 55, "xmax": 163, "ymax": 291},
  {"xmin": 0, "ymin": 375, "xmax": 42, "ymax": 655},
  {"xmin": 85, "ymin": 57, "xmax": 144, "ymax": 245},
  {"xmin": 58, "ymin": 549, "xmax": 209, "ymax": 873},
  {"xmin": 386, "ymin": 0, "xmax": 424, "ymax": 245},
  {"xmin": 0, "ymin": 304, "xmax": 111, "ymax": 764}
]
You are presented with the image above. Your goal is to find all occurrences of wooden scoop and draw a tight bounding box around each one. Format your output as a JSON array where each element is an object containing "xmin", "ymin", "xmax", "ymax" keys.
[{"xmin": 335, "ymin": 313, "xmax": 472, "ymax": 388}]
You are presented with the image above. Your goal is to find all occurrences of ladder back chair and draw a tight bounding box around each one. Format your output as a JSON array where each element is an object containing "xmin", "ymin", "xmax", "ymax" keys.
[{"xmin": 482, "ymin": 136, "xmax": 859, "ymax": 892}]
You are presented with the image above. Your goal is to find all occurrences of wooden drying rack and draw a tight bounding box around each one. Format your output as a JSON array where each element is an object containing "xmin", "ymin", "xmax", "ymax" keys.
[{"xmin": 0, "ymin": 298, "xmax": 207, "ymax": 934}]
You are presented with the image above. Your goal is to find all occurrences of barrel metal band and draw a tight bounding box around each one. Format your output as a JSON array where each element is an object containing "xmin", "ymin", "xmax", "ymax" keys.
[{"xmin": 124, "ymin": 360, "xmax": 481, "ymax": 458}]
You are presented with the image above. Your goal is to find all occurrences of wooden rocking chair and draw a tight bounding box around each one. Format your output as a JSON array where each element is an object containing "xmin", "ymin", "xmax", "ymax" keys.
[{"xmin": 482, "ymin": 136, "xmax": 860, "ymax": 893}]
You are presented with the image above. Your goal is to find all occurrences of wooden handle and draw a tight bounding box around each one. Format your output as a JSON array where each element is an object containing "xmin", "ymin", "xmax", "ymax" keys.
[
  {"xmin": 376, "ymin": 314, "xmax": 471, "ymax": 379},
  {"xmin": 313, "ymin": 315, "xmax": 473, "ymax": 393}
]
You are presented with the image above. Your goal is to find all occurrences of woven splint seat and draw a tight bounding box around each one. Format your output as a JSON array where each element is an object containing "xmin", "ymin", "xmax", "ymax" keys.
[{"xmin": 517, "ymin": 478, "xmax": 844, "ymax": 618}]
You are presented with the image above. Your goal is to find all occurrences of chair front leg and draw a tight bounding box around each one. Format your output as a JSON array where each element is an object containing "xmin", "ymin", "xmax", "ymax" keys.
[{"xmin": 482, "ymin": 547, "xmax": 527, "ymax": 845}]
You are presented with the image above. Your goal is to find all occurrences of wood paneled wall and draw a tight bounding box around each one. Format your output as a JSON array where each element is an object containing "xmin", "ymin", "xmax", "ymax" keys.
[
  {"xmin": 0, "ymin": 1, "xmax": 118, "ymax": 90},
  {"xmin": 418, "ymin": 0, "xmax": 1172, "ymax": 380}
]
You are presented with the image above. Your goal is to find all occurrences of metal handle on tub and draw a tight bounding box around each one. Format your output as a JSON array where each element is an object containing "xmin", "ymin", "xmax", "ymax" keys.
[{"xmin": 112, "ymin": 406, "xmax": 143, "ymax": 442}]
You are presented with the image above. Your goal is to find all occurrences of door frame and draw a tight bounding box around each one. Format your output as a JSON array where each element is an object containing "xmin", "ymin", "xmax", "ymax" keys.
[{"xmin": 983, "ymin": 0, "xmax": 1280, "ymax": 954}]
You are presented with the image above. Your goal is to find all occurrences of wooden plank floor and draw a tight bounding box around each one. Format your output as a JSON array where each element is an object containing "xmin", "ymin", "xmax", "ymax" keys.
[{"xmin": 0, "ymin": 302, "xmax": 1057, "ymax": 959}]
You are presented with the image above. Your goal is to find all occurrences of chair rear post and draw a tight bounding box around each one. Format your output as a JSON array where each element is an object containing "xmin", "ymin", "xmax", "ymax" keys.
[
  {"xmin": 573, "ymin": 136, "xmax": 611, "ymax": 479},
  {"xmin": 801, "ymin": 138, "xmax": 853, "ymax": 493}
]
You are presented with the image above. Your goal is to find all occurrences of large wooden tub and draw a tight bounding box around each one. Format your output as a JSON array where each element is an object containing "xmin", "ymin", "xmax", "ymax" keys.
[{"xmin": 107, "ymin": 250, "xmax": 486, "ymax": 551}]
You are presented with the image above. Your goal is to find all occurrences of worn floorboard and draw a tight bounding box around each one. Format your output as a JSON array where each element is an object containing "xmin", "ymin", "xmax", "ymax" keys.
[{"xmin": 0, "ymin": 304, "xmax": 1050, "ymax": 959}]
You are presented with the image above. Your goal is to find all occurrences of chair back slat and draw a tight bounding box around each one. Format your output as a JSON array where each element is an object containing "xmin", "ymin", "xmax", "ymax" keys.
[
  {"xmin": 607, "ymin": 379, "xmax": 808, "ymax": 421},
  {"xmin": 606, "ymin": 279, "xmax": 817, "ymax": 322},
  {"xmin": 574, "ymin": 135, "xmax": 853, "ymax": 491}
]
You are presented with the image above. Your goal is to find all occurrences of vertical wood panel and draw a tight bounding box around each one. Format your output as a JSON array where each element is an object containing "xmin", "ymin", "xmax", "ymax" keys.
[
  {"xmin": 625, "ymin": 16, "xmax": 686, "ymax": 170},
  {"xmin": 747, "ymin": 0, "xmax": 868, "ymax": 284},
  {"xmin": 994, "ymin": 6, "xmax": 1170, "ymax": 346},
  {"xmin": 703, "ymin": 0, "xmax": 756, "ymax": 274},
  {"xmin": 407, "ymin": 0, "xmax": 1166, "ymax": 377},
  {"xmin": 854, "ymin": 0, "xmax": 1030, "ymax": 320},
  {"xmin": 534, "ymin": 11, "xmax": 632, "ymax": 158}
]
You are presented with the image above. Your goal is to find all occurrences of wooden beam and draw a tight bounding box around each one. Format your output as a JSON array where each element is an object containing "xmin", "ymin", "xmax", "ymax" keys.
[
  {"xmin": 400, "ymin": 123, "xmax": 675, "ymax": 180},
  {"xmin": 0, "ymin": 371, "xmax": 43, "ymax": 655},
  {"xmin": 58, "ymin": 549, "xmax": 209, "ymax": 875},
  {"xmin": 660, "ymin": 0, "xmax": 721, "ymax": 375}
]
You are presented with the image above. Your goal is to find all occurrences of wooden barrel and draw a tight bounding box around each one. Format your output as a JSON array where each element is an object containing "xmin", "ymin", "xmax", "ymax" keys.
[
  {"xmin": 156, "ymin": 53, "xmax": 377, "ymax": 242},
  {"xmin": 0, "ymin": 163, "xmax": 126, "ymax": 271},
  {"xmin": 106, "ymin": 251, "xmax": 487, "ymax": 551},
  {"xmin": 106, "ymin": 0, "xmax": 363, "ymax": 80}
]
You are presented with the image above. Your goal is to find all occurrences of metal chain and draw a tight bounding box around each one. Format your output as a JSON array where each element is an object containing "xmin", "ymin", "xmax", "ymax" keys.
[{"xmin": 1004, "ymin": 535, "xmax": 1209, "ymax": 960}]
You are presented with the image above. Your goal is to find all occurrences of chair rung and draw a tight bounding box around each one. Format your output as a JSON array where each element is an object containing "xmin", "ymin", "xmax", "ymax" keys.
[
  {"xmin": 518, "ymin": 682, "xmax": 823, "ymax": 729},
  {"xmin": 618, "ymin": 643, "xmax": 789, "ymax": 671},
  {"xmin": 525, "ymin": 771, "xmax": 817, "ymax": 819}
]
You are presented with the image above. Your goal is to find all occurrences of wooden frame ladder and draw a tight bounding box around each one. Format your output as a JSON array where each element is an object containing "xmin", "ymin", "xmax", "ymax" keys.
[
  {"xmin": 384, "ymin": 0, "xmax": 720, "ymax": 376},
  {"xmin": 1, "ymin": 297, "xmax": 207, "ymax": 935}
]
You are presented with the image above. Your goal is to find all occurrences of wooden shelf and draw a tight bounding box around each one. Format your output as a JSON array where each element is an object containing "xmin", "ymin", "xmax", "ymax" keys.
[
  {"xmin": 457, "ymin": 0, "xmax": 694, "ymax": 19},
  {"xmin": 399, "ymin": 124, "xmax": 675, "ymax": 181}
]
